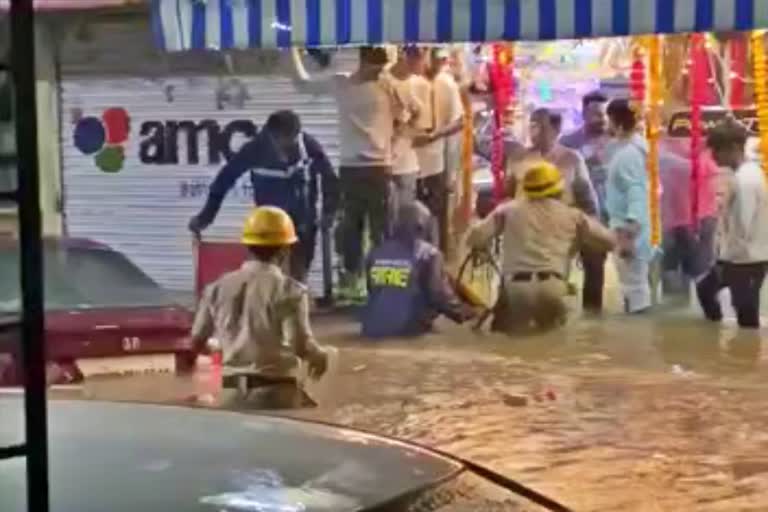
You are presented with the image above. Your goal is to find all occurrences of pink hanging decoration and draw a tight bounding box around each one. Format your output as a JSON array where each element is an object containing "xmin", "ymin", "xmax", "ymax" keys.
[
  {"xmin": 629, "ymin": 48, "xmax": 646, "ymax": 108},
  {"xmin": 488, "ymin": 44, "xmax": 514, "ymax": 202},
  {"xmin": 689, "ymin": 33, "xmax": 708, "ymax": 227}
]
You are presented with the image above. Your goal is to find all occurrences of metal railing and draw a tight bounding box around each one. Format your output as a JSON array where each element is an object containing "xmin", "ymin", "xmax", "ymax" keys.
[{"xmin": 0, "ymin": 1, "xmax": 51, "ymax": 512}]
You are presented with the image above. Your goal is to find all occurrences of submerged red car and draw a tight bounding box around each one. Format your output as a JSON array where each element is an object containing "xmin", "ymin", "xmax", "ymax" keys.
[{"xmin": 0, "ymin": 237, "xmax": 195, "ymax": 385}]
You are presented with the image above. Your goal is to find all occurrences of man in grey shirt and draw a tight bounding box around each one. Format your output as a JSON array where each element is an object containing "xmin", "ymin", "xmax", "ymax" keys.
[
  {"xmin": 560, "ymin": 92, "xmax": 612, "ymax": 312},
  {"xmin": 506, "ymin": 108, "xmax": 598, "ymax": 215}
]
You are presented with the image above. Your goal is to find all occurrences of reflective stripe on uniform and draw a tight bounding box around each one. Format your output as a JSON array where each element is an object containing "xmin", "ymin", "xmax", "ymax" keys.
[{"xmin": 250, "ymin": 133, "xmax": 313, "ymax": 180}]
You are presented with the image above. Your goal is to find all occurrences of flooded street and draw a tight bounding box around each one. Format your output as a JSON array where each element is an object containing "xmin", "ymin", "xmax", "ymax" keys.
[
  {"xmin": 3, "ymin": 8, "xmax": 768, "ymax": 512},
  {"xmin": 41, "ymin": 289, "xmax": 768, "ymax": 512},
  {"xmin": 300, "ymin": 311, "xmax": 768, "ymax": 512}
]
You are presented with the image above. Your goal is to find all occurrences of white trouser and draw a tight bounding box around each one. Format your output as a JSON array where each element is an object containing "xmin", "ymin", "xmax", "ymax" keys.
[{"xmin": 615, "ymin": 256, "xmax": 652, "ymax": 313}]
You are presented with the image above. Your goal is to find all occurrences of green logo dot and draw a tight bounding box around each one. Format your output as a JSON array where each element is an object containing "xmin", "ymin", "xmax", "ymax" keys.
[{"xmin": 95, "ymin": 145, "xmax": 125, "ymax": 173}]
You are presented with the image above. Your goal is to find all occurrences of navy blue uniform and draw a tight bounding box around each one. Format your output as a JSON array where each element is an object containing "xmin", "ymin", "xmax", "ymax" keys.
[
  {"xmin": 362, "ymin": 201, "xmax": 471, "ymax": 338},
  {"xmin": 195, "ymin": 129, "xmax": 339, "ymax": 280}
]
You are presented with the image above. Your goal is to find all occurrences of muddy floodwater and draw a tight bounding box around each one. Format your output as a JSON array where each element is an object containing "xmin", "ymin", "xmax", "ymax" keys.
[{"xmin": 32, "ymin": 285, "xmax": 768, "ymax": 512}]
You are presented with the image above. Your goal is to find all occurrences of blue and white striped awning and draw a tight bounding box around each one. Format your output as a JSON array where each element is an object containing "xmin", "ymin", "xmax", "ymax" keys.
[{"xmin": 153, "ymin": 0, "xmax": 768, "ymax": 51}]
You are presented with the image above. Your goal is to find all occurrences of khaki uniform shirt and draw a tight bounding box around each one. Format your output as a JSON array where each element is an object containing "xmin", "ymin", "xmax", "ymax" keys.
[
  {"xmin": 191, "ymin": 260, "xmax": 321, "ymax": 376},
  {"xmin": 467, "ymin": 198, "xmax": 614, "ymax": 276}
]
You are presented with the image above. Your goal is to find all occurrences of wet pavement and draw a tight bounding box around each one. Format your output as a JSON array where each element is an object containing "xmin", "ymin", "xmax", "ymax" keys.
[
  {"xmin": 34, "ymin": 285, "xmax": 768, "ymax": 512},
  {"xmin": 302, "ymin": 309, "xmax": 768, "ymax": 512}
]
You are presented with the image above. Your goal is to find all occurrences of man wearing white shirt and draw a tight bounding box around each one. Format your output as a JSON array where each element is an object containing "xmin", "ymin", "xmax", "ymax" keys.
[
  {"xmin": 697, "ymin": 119, "xmax": 768, "ymax": 328},
  {"xmin": 388, "ymin": 47, "xmax": 427, "ymax": 228},
  {"xmin": 289, "ymin": 46, "xmax": 417, "ymax": 301},
  {"xmin": 412, "ymin": 48, "xmax": 465, "ymax": 252}
]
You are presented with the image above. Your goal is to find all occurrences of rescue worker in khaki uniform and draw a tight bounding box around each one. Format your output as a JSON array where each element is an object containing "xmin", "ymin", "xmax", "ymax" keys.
[
  {"xmin": 467, "ymin": 162, "xmax": 615, "ymax": 333},
  {"xmin": 505, "ymin": 108, "xmax": 600, "ymax": 301},
  {"xmin": 191, "ymin": 206, "xmax": 329, "ymax": 396}
]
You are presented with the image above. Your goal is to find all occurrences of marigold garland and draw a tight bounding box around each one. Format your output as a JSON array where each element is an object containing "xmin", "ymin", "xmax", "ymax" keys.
[
  {"xmin": 645, "ymin": 36, "xmax": 663, "ymax": 248},
  {"xmin": 459, "ymin": 87, "xmax": 474, "ymax": 225},
  {"xmin": 751, "ymin": 31, "xmax": 768, "ymax": 182}
]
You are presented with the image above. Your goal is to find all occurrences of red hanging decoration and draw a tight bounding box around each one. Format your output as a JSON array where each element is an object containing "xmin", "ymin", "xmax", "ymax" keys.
[
  {"xmin": 690, "ymin": 33, "xmax": 708, "ymax": 227},
  {"xmin": 629, "ymin": 48, "xmax": 646, "ymax": 106},
  {"xmin": 488, "ymin": 44, "xmax": 514, "ymax": 202}
]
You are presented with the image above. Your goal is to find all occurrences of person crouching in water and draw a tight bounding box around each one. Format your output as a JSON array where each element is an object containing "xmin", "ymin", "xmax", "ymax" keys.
[
  {"xmin": 191, "ymin": 206, "xmax": 329, "ymax": 404},
  {"xmin": 467, "ymin": 162, "xmax": 615, "ymax": 333},
  {"xmin": 362, "ymin": 200, "xmax": 477, "ymax": 338}
]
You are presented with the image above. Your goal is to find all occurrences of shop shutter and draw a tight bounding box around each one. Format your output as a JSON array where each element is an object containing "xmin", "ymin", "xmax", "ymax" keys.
[{"xmin": 58, "ymin": 14, "xmax": 352, "ymax": 294}]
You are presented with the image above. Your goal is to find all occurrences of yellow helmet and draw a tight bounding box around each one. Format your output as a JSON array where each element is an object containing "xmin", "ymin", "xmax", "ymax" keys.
[
  {"xmin": 241, "ymin": 206, "xmax": 298, "ymax": 247},
  {"xmin": 522, "ymin": 161, "xmax": 564, "ymax": 199}
]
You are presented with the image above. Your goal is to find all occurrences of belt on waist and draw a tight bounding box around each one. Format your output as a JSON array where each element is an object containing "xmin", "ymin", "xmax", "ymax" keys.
[{"xmin": 509, "ymin": 271, "xmax": 564, "ymax": 282}]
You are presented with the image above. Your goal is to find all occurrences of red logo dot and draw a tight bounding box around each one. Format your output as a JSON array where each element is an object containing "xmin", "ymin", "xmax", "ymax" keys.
[{"xmin": 102, "ymin": 107, "xmax": 130, "ymax": 144}]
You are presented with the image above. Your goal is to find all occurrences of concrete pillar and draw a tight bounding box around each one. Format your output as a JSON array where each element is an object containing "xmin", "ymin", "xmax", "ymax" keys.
[
  {"xmin": 0, "ymin": 18, "xmax": 61, "ymax": 237},
  {"xmin": 34, "ymin": 20, "xmax": 62, "ymax": 237}
]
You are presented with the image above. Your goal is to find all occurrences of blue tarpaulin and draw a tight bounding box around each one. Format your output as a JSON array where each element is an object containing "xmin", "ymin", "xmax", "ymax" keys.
[{"xmin": 152, "ymin": 0, "xmax": 768, "ymax": 51}]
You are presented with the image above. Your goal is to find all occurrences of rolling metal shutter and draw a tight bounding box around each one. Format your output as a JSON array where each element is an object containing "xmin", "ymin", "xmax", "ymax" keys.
[{"xmin": 58, "ymin": 14, "xmax": 351, "ymax": 293}]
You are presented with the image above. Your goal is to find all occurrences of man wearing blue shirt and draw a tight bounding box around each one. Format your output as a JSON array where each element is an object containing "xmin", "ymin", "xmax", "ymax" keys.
[
  {"xmin": 560, "ymin": 91, "xmax": 612, "ymax": 312},
  {"xmin": 189, "ymin": 110, "xmax": 339, "ymax": 283},
  {"xmin": 604, "ymin": 99, "xmax": 653, "ymax": 314}
]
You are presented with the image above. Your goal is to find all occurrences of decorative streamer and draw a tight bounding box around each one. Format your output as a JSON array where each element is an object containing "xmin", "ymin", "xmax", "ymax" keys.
[
  {"xmin": 645, "ymin": 36, "xmax": 663, "ymax": 248},
  {"xmin": 689, "ymin": 33, "xmax": 708, "ymax": 230},
  {"xmin": 488, "ymin": 43, "xmax": 514, "ymax": 202},
  {"xmin": 751, "ymin": 31, "xmax": 768, "ymax": 183},
  {"xmin": 729, "ymin": 35, "xmax": 747, "ymax": 108},
  {"xmin": 703, "ymin": 34, "xmax": 720, "ymax": 105},
  {"xmin": 662, "ymin": 34, "xmax": 688, "ymax": 105}
]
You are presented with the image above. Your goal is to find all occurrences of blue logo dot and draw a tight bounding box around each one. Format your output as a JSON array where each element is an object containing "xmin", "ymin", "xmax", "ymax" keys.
[{"xmin": 74, "ymin": 117, "xmax": 106, "ymax": 155}]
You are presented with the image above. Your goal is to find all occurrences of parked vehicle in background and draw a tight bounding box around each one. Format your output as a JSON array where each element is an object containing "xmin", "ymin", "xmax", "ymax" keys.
[{"xmin": 0, "ymin": 238, "xmax": 194, "ymax": 385}]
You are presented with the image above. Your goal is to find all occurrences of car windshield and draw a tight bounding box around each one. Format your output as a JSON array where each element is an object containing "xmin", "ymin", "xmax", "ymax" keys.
[{"xmin": 0, "ymin": 244, "xmax": 174, "ymax": 312}]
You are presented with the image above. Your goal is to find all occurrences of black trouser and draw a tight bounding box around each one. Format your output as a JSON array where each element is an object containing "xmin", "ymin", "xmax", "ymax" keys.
[
  {"xmin": 662, "ymin": 218, "xmax": 717, "ymax": 278},
  {"xmin": 417, "ymin": 172, "xmax": 448, "ymax": 253},
  {"xmin": 289, "ymin": 226, "xmax": 317, "ymax": 283},
  {"xmin": 696, "ymin": 262, "xmax": 767, "ymax": 328},
  {"xmin": 581, "ymin": 248, "xmax": 607, "ymax": 312},
  {"xmin": 336, "ymin": 166, "xmax": 391, "ymax": 276}
]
